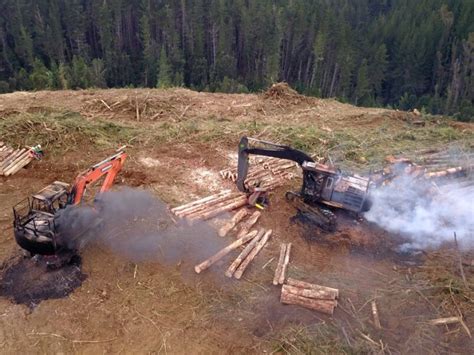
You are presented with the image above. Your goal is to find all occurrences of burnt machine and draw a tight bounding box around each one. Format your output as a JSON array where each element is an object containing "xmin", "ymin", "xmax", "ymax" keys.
[
  {"xmin": 236, "ymin": 137, "xmax": 371, "ymax": 231},
  {"xmin": 13, "ymin": 149, "xmax": 127, "ymax": 258}
]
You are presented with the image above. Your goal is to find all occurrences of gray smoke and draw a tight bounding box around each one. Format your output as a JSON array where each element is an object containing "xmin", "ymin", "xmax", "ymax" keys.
[
  {"xmin": 55, "ymin": 188, "xmax": 228, "ymax": 265},
  {"xmin": 365, "ymin": 175, "xmax": 474, "ymax": 250}
]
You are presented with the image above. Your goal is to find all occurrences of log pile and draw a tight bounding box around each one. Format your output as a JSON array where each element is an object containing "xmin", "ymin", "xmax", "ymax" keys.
[
  {"xmin": 378, "ymin": 148, "xmax": 474, "ymax": 188},
  {"xmin": 219, "ymin": 157, "xmax": 297, "ymax": 191},
  {"xmin": 0, "ymin": 142, "xmax": 35, "ymax": 176},
  {"xmin": 171, "ymin": 190, "xmax": 248, "ymax": 221},
  {"xmin": 280, "ymin": 278, "xmax": 339, "ymax": 315}
]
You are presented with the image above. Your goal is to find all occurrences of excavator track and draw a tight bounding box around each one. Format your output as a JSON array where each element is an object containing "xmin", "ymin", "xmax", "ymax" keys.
[{"xmin": 285, "ymin": 191, "xmax": 337, "ymax": 232}]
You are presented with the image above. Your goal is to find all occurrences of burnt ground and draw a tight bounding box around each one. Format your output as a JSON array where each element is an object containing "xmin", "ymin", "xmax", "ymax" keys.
[{"xmin": 0, "ymin": 87, "xmax": 473, "ymax": 353}]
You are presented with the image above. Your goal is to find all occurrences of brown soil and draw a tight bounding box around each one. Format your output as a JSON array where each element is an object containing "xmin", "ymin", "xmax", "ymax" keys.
[{"xmin": 0, "ymin": 88, "xmax": 473, "ymax": 353}]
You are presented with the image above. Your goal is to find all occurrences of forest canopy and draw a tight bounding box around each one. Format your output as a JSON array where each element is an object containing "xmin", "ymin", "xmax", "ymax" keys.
[{"xmin": 0, "ymin": 0, "xmax": 473, "ymax": 121}]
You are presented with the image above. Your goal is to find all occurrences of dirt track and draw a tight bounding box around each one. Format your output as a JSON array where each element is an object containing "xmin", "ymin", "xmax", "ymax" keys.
[{"xmin": 0, "ymin": 88, "xmax": 473, "ymax": 353}]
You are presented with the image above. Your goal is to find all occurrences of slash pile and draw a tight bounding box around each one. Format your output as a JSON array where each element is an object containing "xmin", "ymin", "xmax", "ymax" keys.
[{"xmin": 219, "ymin": 157, "xmax": 297, "ymax": 190}]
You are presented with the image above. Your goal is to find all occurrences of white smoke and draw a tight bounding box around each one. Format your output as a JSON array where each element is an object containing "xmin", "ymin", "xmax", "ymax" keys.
[{"xmin": 365, "ymin": 175, "xmax": 474, "ymax": 250}]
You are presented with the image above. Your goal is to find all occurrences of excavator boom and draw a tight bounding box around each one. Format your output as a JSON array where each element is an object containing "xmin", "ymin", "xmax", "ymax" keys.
[{"xmin": 69, "ymin": 150, "xmax": 127, "ymax": 205}]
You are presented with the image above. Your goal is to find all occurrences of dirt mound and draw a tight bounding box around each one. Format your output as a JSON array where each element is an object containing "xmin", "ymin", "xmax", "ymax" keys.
[
  {"xmin": 263, "ymin": 82, "xmax": 306, "ymax": 103},
  {"xmin": 0, "ymin": 255, "xmax": 86, "ymax": 308}
]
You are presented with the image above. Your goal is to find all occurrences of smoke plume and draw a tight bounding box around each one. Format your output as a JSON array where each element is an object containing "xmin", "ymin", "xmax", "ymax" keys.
[
  {"xmin": 365, "ymin": 175, "xmax": 474, "ymax": 250},
  {"xmin": 55, "ymin": 188, "xmax": 228, "ymax": 265}
]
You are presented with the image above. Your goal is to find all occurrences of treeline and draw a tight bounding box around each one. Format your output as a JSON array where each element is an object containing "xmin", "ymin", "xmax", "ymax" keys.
[{"xmin": 0, "ymin": 0, "xmax": 473, "ymax": 120}]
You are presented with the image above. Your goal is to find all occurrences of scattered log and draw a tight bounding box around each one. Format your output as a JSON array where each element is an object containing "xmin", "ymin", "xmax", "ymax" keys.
[
  {"xmin": 171, "ymin": 190, "xmax": 231, "ymax": 213},
  {"xmin": 371, "ymin": 300, "xmax": 382, "ymax": 329},
  {"xmin": 234, "ymin": 229, "xmax": 272, "ymax": 279},
  {"xmin": 286, "ymin": 278, "xmax": 339, "ymax": 299},
  {"xmin": 236, "ymin": 210, "xmax": 261, "ymax": 238},
  {"xmin": 280, "ymin": 289, "xmax": 336, "ymax": 315},
  {"xmin": 281, "ymin": 284, "xmax": 336, "ymax": 300},
  {"xmin": 278, "ymin": 243, "xmax": 292, "ymax": 285},
  {"xmin": 218, "ymin": 208, "xmax": 249, "ymax": 237},
  {"xmin": 176, "ymin": 192, "xmax": 242, "ymax": 217},
  {"xmin": 225, "ymin": 229, "xmax": 265, "ymax": 278},
  {"xmin": 273, "ymin": 243, "xmax": 287, "ymax": 285},
  {"xmin": 428, "ymin": 316, "xmax": 462, "ymax": 326},
  {"xmin": 194, "ymin": 230, "xmax": 258, "ymax": 274},
  {"xmin": 188, "ymin": 195, "xmax": 248, "ymax": 221},
  {"xmin": 425, "ymin": 166, "xmax": 464, "ymax": 178}
]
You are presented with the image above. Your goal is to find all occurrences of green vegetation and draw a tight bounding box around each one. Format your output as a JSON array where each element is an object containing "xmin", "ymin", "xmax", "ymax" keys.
[{"xmin": 0, "ymin": 1, "xmax": 473, "ymax": 120}]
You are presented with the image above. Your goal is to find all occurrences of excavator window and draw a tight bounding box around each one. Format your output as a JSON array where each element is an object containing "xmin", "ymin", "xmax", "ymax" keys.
[{"xmin": 326, "ymin": 177, "xmax": 334, "ymax": 189}]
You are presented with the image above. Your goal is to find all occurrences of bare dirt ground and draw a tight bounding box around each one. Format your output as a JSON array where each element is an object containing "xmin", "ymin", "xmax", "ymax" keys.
[{"xmin": 0, "ymin": 87, "xmax": 473, "ymax": 353}]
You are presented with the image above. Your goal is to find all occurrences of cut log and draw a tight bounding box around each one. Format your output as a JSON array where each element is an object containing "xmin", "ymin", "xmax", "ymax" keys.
[
  {"xmin": 278, "ymin": 243, "xmax": 292, "ymax": 285},
  {"xmin": 188, "ymin": 195, "xmax": 248, "ymax": 221},
  {"xmin": 236, "ymin": 210, "xmax": 261, "ymax": 238},
  {"xmin": 371, "ymin": 300, "xmax": 381, "ymax": 329},
  {"xmin": 4, "ymin": 153, "xmax": 33, "ymax": 176},
  {"xmin": 273, "ymin": 243, "xmax": 287, "ymax": 285},
  {"xmin": 428, "ymin": 316, "xmax": 462, "ymax": 326},
  {"xmin": 171, "ymin": 190, "xmax": 231, "ymax": 213},
  {"xmin": 1, "ymin": 148, "xmax": 26, "ymax": 169},
  {"xmin": 234, "ymin": 229, "xmax": 272, "ymax": 279},
  {"xmin": 194, "ymin": 230, "xmax": 258, "ymax": 274},
  {"xmin": 176, "ymin": 192, "xmax": 242, "ymax": 217},
  {"xmin": 280, "ymin": 290, "xmax": 336, "ymax": 315},
  {"xmin": 286, "ymin": 278, "xmax": 339, "ymax": 299},
  {"xmin": 225, "ymin": 229, "xmax": 265, "ymax": 278},
  {"xmin": 281, "ymin": 284, "xmax": 336, "ymax": 300},
  {"xmin": 218, "ymin": 208, "xmax": 249, "ymax": 237}
]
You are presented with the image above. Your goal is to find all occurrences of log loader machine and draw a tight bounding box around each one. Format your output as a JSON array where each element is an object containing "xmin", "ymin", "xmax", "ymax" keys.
[
  {"xmin": 236, "ymin": 137, "xmax": 371, "ymax": 231},
  {"xmin": 12, "ymin": 149, "xmax": 127, "ymax": 262}
]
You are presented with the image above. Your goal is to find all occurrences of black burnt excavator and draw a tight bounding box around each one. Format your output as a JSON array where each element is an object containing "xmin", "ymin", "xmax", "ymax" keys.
[
  {"xmin": 12, "ymin": 149, "xmax": 127, "ymax": 261},
  {"xmin": 236, "ymin": 137, "xmax": 372, "ymax": 231}
]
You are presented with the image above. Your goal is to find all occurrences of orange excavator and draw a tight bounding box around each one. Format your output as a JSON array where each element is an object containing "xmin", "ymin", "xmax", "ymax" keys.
[{"xmin": 12, "ymin": 149, "xmax": 127, "ymax": 258}]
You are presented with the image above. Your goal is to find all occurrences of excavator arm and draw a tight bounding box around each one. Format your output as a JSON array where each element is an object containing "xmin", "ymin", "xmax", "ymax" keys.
[
  {"xmin": 237, "ymin": 136, "xmax": 314, "ymax": 192},
  {"xmin": 68, "ymin": 150, "xmax": 127, "ymax": 205}
]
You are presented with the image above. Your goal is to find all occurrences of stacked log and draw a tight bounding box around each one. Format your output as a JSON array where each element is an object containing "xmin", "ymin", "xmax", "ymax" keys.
[
  {"xmin": 0, "ymin": 143, "xmax": 34, "ymax": 176},
  {"xmin": 171, "ymin": 190, "xmax": 248, "ymax": 221},
  {"xmin": 219, "ymin": 157, "xmax": 297, "ymax": 191},
  {"xmin": 273, "ymin": 243, "xmax": 292, "ymax": 285},
  {"xmin": 280, "ymin": 278, "xmax": 339, "ymax": 315}
]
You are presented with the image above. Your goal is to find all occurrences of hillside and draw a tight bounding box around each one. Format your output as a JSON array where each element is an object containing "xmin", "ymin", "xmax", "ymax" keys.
[{"xmin": 0, "ymin": 87, "xmax": 473, "ymax": 353}]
